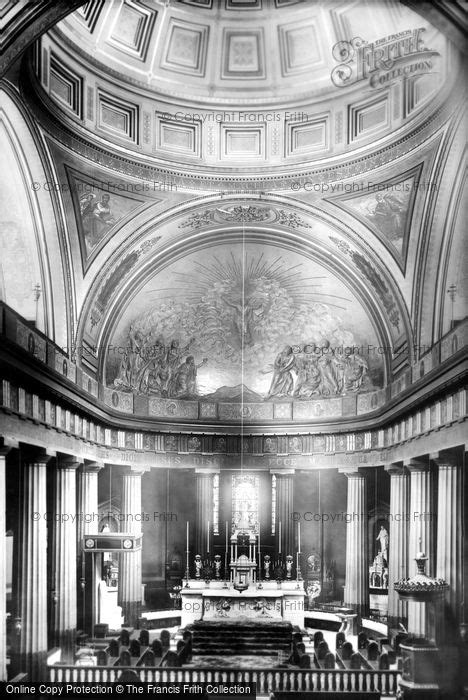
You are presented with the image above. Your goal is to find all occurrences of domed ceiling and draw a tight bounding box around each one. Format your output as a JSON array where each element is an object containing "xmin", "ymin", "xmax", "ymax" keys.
[{"xmin": 35, "ymin": 0, "xmax": 452, "ymax": 172}]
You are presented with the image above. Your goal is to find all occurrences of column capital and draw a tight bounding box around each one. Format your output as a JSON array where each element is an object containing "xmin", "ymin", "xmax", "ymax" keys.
[
  {"xmin": 82, "ymin": 460, "xmax": 104, "ymax": 473},
  {"xmin": 385, "ymin": 462, "xmax": 406, "ymax": 476},
  {"xmin": 57, "ymin": 454, "xmax": 82, "ymax": 470},
  {"xmin": 121, "ymin": 466, "xmax": 146, "ymax": 478},
  {"xmin": 339, "ymin": 468, "xmax": 366, "ymax": 478},
  {"xmin": 404, "ymin": 457, "xmax": 429, "ymax": 472},
  {"xmin": 22, "ymin": 447, "xmax": 54, "ymax": 465},
  {"xmin": 269, "ymin": 469, "xmax": 295, "ymax": 476},
  {"xmin": 429, "ymin": 449, "xmax": 459, "ymax": 467}
]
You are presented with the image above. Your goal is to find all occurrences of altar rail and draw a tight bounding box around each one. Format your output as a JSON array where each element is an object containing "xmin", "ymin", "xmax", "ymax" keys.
[{"xmin": 49, "ymin": 665, "xmax": 401, "ymax": 695}]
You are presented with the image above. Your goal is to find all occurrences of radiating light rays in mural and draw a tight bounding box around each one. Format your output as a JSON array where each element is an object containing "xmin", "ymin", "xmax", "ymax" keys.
[{"xmin": 146, "ymin": 252, "xmax": 351, "ymax": 314}]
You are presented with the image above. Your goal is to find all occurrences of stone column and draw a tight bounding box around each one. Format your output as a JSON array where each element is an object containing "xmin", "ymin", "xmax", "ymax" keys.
[
  {"xmin": 77, "ymin": 461, "xmax": 103, "ymax": 635},
  {"xmin": 118, "ymin": 468, "xmax": 144, "ymax": 626},
  {"xmin": 0, "ymin": 444, "xmax": 14, "ymax": 681},
  {"xmin": 343, "ymin": 470, "xmax": 368, "ymax": 618},
  {"xmin": 18, "ymin": 450, "xmax": 52, "ymax": 680},
  {"xmin": 274, "ymin": 470, "xmax": 295, "ymax": 557},
  {"xmin": 195, "ymin": 470, "xmax": 214, "ymax": 556},
  {"xmin": 432, "ymin": 450, "xmax": 462, "ymax": 615},
  {"xmin": 52, "ymin": 455, "xmax": 80, "ymax": 663},
  {"xmin": 385, "ymin": 463, "xmax": 409, "ymax": 628},
  {"xmin": 405, "ymin": 458, "xmax": 432, "ymax": 637}
]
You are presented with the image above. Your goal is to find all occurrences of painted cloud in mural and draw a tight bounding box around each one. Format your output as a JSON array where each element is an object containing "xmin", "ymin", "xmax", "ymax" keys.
[{"xmin": 106, "ymin": 244, "xmax": 384, "ymax": 399}]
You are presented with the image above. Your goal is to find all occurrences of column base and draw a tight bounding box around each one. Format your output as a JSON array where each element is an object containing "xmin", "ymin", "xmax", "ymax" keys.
[
  {"xmin": 121, "ymin": 601, "xmax": 142, "ymax": 628},
  {"xmin": 57, "ymin": 629, "xmax": 76, "ymax": 664},
  {"xmin": 20, "ymin": 650, "xmax": 47, "ymax": 681}
]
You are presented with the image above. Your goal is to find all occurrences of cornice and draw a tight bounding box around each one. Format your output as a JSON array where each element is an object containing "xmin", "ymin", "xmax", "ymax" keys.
[{"xmin": 20, "ymin": 52, "xmax": 463, "ymax": 193}]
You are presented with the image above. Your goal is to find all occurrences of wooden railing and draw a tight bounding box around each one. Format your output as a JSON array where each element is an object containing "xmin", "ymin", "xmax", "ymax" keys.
[{"xmin": 49, "ymin": 665, "xmax": 401, "ymax": 694}]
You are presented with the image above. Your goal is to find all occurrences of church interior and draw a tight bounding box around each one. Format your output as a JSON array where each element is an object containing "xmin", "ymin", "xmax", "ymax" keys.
[{"xmin": 0, "ymin": 1, "xmax": 467, "ymax": 698}]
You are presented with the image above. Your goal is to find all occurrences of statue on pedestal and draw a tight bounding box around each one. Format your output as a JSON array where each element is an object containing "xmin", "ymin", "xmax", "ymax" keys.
[
  {"xmin": 376, "ymin": 525, "xmax": 389, "ymax": 563},
  {"xmin": 286, "ymin": 554, "xmax": 293, "ymax": 579}
]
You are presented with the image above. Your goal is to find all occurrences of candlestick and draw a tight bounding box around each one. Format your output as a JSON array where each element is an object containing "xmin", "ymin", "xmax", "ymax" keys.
[
  {"xmin": 278, "ymin": 520, "xmax": 282, "ymax": 554},
  {"xmin": 225, "ymin": 521, "xmax": 228, "ymax": 553},
  {"xmin": 207, "ymin": 520, "xmax": 210, "ymax": 553},
  {"xmin": 298, "ymin": 521, "xmax": 301, "ymax": 552}
]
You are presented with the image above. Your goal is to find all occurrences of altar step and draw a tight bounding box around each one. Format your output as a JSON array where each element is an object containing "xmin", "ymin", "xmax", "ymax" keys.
[{"xmin": 190, "ymin": 621, "xmax": 293, "ymax": 656}]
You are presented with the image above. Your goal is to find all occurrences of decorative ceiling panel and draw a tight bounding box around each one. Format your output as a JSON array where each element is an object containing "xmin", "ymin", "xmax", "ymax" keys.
[
  {"xmin": 162, "ymin": 18, "xmax": 209, "ymax": 76},
  {"xmin": 108, "ymin": 0, "xmax": 156, "ymax": 61},
  {"xmin": 222, "ymin": 29, "xmax": 265, "ymax": 78},
  {"xmin": 279, "ymin": 22, "xmax": 323, "ymax": 75}
]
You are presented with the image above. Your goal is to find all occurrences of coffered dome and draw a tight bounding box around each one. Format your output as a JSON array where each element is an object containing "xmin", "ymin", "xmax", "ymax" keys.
[{"xmin": 32, "ymin": 0, "xmax": 454, "ymax": 171}]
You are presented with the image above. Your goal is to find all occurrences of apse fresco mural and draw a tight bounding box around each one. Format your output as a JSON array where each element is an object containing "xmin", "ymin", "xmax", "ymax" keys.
[{"xmin": 106, "ymin": 244, "xmax": 384, "ymax": 400}]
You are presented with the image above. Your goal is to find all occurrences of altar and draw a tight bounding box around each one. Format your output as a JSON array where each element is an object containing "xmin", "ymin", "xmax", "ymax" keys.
[{"xmin": 180, "ymin": 580, "xmax": 305, "ymax": 627}]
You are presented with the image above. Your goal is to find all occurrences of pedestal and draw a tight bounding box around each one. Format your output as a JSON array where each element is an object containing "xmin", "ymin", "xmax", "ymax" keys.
[
  {"xmin": 398, "ymin": 641, "xmax": 440, "ymax": 700},
  {"xmin": 406, "ymin": 460, "xmax": 431, "ymax": 638}
]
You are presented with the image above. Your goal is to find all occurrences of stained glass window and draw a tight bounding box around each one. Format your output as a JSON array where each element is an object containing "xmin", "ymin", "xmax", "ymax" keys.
[{"xmin": 231, "ymin": 474, "xmax": 259, "ymax": 534}]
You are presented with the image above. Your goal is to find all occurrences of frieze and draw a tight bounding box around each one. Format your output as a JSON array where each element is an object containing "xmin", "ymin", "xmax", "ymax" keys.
[
  {"xmin": 149, "ymin": 397, "xmax": 199, "ymax": 419},
  {"xmin": 218, "ymin": 402, "xmax": 274, "ymax": 421},
  {"xmin": 0, "ymin": 381, "xmax": 465, "ymax": 470},
  {"xmin": 293, "ymin": 398, "xmax": 342, "ymax": 420},
  {"xmin": 178, "ymin": 205, "xmax": 311, "ymax": 231}
]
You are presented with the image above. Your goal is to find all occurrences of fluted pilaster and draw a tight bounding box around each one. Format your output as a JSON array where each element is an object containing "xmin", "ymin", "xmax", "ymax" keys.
[
  {"xmin": 52, "ymin": 455, "xmax": 80, "ymax": 662},
  {"xmin": 274, "ymin": 471, "xmax": 294, "ymax": 557},
  {"xmin": 433, "ymin": 450, "xmax": 462, "ymax": 614},
  {"xmin": 406, "ymin": 458, "xmax": 432, "ymax": 637},
  {"xmin": 77, "ymin": 461, "xmax": 103, "ymax": 634},
  {"xmin": 343, "ymin": 470, "xmax": 368, "ymax": 617},
  {"xmin": 118, "ymin": 468, "xmax": 144, "ymax": 626},
  {"xmin": 195, "ymin": 470, "xmax": 214, "ymax": 556},
  {"xmin": 19, "ymin": 452, "xmax": 51, "ymax": 680},
  {"xmin": 385, "ymin": 463, "xmax": 409, "ymax": 628}
]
